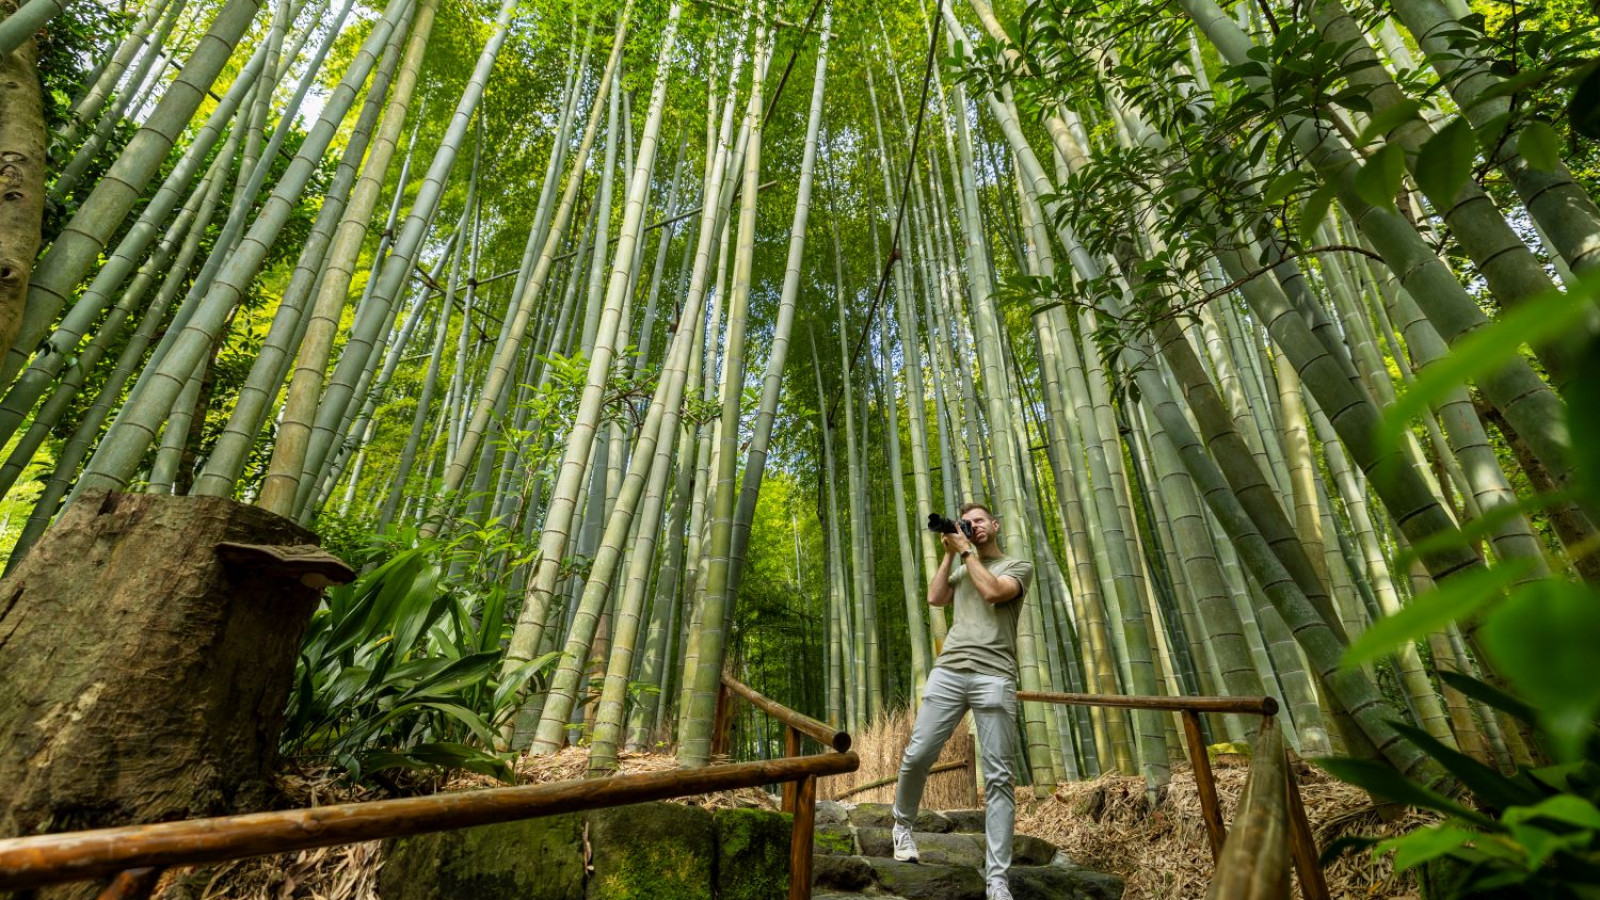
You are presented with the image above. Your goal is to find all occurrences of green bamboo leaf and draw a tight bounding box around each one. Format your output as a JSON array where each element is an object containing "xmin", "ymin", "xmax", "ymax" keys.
[
  {"xmin": 1566, "ymin": 337, "xmax": 1600, "ymax": 512},
  {"xmin": 1482, "ymin": 579, "xmax": 1600, "ymax": 761},
  {"xmin": 1504, "ymin": 795, "xmax": 1600, "ymax": 830},
  {"xmin": 1353, "ymin": 143, "xmax": 1406, "ymax": 209},
  {"xmin": 1519, "ymin": 120, "xmax": 1561, "ymax": 171},
  {"xmin": 1264, "ymin": 170, "xmax": 1312, "ymax": 205},
  {"xmin": 1438, "ymin": 670, "xmax": 1539, "ymax": 726},
  {"xmin": 1567, "ymin": 60, "xmax": 1600, "ymax": 140},
  {"xmin": 1298, "ymin": 183, "xmax": 1337, "ymax": 244},
  {"xmin": 1381, "ymin": 275, "xmax": 1600, "ymax": 457},
  {"xmin": 1374, "ymin": 825, "xmax": 1485, "ymax": 873},
  {"xmin": 1316, "ymin": 757, "xmax": 1496, "ymax": 826},
  {"xmin": 1357, "ymin": 98, "xmax": 1424, "ymax": 147},
  {"xmin": 1415, "ymin": 118, "xmax": 1477, "ymax": 203},
  {"xmin": 1388, "ymin": 720, "xmax": 1543, "ymax": 810},
  {"xmin": 1341, "ymin": 560, "xmax": 1535, "ymax": 669}
]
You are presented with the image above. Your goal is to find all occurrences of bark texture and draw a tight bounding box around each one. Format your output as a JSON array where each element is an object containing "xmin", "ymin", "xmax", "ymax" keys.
[
  {"xmin": 0, "ymin": 2, "xmax": 44, "ymax": 358},
  {"xmin": 0, "ymin": 492, "xmax": 350, "ymax": 898}
]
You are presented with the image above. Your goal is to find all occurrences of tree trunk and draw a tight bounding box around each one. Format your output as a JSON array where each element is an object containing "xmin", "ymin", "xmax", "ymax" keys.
[
  {"xmin": 0, "ymin": 491, "xmax": 351, "ymax": 898},
  {"xmin": 0, "ymin": 0, "xmax": 43, "ymax": 361}
]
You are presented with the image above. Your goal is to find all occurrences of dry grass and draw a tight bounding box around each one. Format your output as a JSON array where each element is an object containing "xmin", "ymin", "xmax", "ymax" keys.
[
  {"xmin": 819, "ymin": 707, "xmax": 978, "ymax": 808},
  {"xmin": 157, "ymin": 749, "xmax": 776, "ymax": 900},
  {"xmin": 1017, "ymin": 763, "xmax": 1439, "ymax": 900}
]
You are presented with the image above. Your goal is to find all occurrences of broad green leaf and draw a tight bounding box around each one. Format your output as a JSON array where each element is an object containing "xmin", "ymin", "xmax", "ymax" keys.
[
  {"xmin": 1568, "ymin": 60, "xmax": 1600, "ymax": 140},
  {"xmin": 1519, "ymin": 120, "xmax": 1561, "ymax": 171},
  {"xmin": 1389, "ymin": 721, "xmax": 1542, "ymax": 810},
  {"xmin": 1438, "ymin": 670, "xmax": 1539, "ymax": 725},
  {"xmin": 1381, "ymin": 274, "xmax": 1600, "ymax": 456},
  {"xmin": 1415, "ymin": 118, "xmax": 1478, "ymax": 203},
  {"xmin": 1505, "ymin": 823, "xmax": 1586, "ymax": 870},
  {"xmin": 1353, "ymin": 143, "xmax": 1406, "ymax": 209},
  {"xmin": 1341, "ymin": 560, "xmax": 1535, "ymax": 669},
  {"xmin": 1298, "ymin": 183, "xmax": 1337, "ymax": 244},
  {"xmin": 1566, "ymin": 337, "xmax": 1600, "ymax": 513},
  {"xmin": 1504, "ymin": 795, "xmax": 1600, "ymax": 830},
  {"xmin": 1483, "ymin": 579, "xmax": 1600, "ymax": 761},
  {"xmin": 1375, "ymin": 825, "xmax": 1484, "ymax": 872},
  {"xmin": 1264, "ymin": 170, "xmax": 1312, "ymax": 205},
  {"xmin": 1397, "ymin": 490, "xmax": 1579, "ymax": 568},
  {"xmin": 1357, "ymin": 98, "xmax": 1424, "ymax": 147},
  {"xmin": 401, "ymin": 650, "xmax": 501, "ymax": 701},
  {"xmin": 1315, "ymin": 757, "xmax": 1495, "ymax": 826}
]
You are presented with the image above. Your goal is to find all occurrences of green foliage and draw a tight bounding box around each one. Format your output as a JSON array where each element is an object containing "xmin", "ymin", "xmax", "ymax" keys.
[
  {"xmin": 282, "ymin": 531, "xmax": 561, "ymax": 783},
  {"xmin": 1324, "ymin": 308, "xmax": 1600, "ymax": 895}
]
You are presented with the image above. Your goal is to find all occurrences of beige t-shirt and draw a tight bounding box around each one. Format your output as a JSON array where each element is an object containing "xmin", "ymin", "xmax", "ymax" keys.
[{"xmin": 934, "ymin": 554, "xmax": 1034, "ymax": 681}]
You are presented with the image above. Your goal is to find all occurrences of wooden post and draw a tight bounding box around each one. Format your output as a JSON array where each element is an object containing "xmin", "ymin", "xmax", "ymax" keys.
[
  {"xmin": 1182, "ymin": 710, "xmax": 1226, "ymax": 861},
  {"xmin": 94, "ymin": 868, "xmax": 162, "ymax": 900},
  {"xmin": 1285, "ymin": 754, "xmax": 1330, "ymax": 900},
  {"xmin": 711, "ymin": 679, "xmax": 733, "ymax": 758},
  {"xmin": 782, "ymin": 726, "xmax": 801, "ymax": 813},
  {"xmin": 787, "ymin": 774, "xmax": 816, "ymax": 900},
  {"xmin": 0, "ymin": 491, "xmax": 351, "ymax": 900}
]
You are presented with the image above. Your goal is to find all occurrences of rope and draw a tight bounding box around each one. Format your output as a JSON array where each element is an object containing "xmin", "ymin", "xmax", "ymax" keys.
[{"xmin": 826, "ymin": 0, "xmax": 944, "ymax": 428}]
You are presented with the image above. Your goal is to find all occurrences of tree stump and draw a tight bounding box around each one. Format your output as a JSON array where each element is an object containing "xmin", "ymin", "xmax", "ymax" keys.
[{"xmin": 0, "ymin": 490, "xmax": 353, "ymax": 898}]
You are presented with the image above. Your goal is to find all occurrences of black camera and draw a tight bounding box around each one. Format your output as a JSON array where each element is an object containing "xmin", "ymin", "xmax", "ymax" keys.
[{"xmin": 927, "ymin": 513, "xmax": 975, "ymax": 540}]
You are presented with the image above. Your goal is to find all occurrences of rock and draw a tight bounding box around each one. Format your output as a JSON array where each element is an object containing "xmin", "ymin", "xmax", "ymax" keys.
[
  {"xmin": 714, "ymin": 807, "xmax": 791, "ymax": 900},
  {"xmin": 1013, "ymin": 834, "xmax": 1059, "ymax": 867},
  {"xmin": 867, "ymin": 859, "xmax": 986, "ymax": 900},
  {"xmin": 587, "ymin": 802, "xmax": 715, "ymax": 899},
  {"xmin": 941, "ymin": 808, "xmax": 988, "ymax": 833},
  {"xmin": 856, "ymin": 827, "xmax": 984, "ymax": 869},
  {"xmin": 815, "ymin": 800, "xmax": 851, "ymax": 827},
  {"xmin": 380, "ymin": 814, "xmax": 584, "ymax": 900},
  {"xmin": 815, "ymin": 822, "xmax": 856, "ymax": 855},
  {"xmin": 847, "ymin": 802, "xmax": 951, "ymax": 833},
  {"xmin": 813, "ymin": 855, "xmax": 876, "ymax": 892},
  {"xmin": 1009, "ymin": 865, "xmax": 1125, "ymax": 900}
]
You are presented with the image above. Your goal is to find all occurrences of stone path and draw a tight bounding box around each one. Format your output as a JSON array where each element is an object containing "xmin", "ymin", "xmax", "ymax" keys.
[{"xmin": 811, "ymin": 802, "xmax": 1124, "ymax": 900}]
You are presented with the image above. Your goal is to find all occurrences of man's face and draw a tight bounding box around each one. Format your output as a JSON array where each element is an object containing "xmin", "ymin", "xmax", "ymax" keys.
[{"xmin": 961, "ymin": 510, "xmax": 998, "ymax": 545}]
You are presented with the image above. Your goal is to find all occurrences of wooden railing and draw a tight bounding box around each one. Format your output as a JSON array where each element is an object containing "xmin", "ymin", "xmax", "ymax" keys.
[
  {"xmin": 1018, "ymin": 690, "xmax": 1329, "ymax": 900},
  {"xmin": 0, "ymin": 674, "xmax": 856, "ymax": 900}
]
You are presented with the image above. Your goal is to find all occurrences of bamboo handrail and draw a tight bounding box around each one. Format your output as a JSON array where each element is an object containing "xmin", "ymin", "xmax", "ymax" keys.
[
  {"xmin": 1016, "ymin": 690, "xmax": 1279, "ymax": 717},
  {"xmin": 1018, "ymin": 690, "xmax": 1328, "ymax": 900},
  {"xmin": 722, "ymin": 672, "xmax": 851, "ymax": 752},
  {"xmin": 1206, "ymin": 717, "xmax": 1290, "ymax": 900},
  {"xmin": 0, "ymin": 753, "xmax": 858, "ymax": 893}
]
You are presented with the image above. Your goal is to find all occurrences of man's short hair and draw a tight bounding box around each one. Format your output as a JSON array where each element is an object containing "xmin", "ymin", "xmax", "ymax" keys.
[{"xmin": 958, "ymin": 501, "xmax": 996, "ymax": 520}]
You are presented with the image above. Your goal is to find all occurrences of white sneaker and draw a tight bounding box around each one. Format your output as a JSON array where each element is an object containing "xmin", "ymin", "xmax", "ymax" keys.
[
  {"xmin": 987, "ymin": 875, "xmax": 1014, "ymax": 900},
  {"xmin": 891, "ymin": 823, "xmax": 919, "ymax": 862}
]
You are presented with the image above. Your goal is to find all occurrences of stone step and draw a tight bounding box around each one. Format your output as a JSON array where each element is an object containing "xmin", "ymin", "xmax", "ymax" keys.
[
  {"xmin": 853, "ymin": 826, "xmax": 1060, "ymax": 867},
  {"xmin": 815, "ymin": 855, "xmax": 1123, "ymax": 900},
  {"xmin": 822, "ymin": 800, "xmax": 999, "ymax": 836}
]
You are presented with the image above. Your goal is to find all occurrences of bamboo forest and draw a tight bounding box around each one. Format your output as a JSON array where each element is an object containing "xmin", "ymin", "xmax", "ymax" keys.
[{"xmin": 2, "ymin": 0, "xmax": 1600, "ymax": 894}]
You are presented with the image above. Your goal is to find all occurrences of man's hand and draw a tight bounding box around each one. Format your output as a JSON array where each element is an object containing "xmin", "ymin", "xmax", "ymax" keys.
[{"xmin": 940, "ymin": 532, "xmax": 973, "ymax": 557}]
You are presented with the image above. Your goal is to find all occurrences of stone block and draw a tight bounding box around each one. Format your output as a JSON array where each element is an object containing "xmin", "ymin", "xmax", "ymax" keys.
[
  {"xmin": 587, "ymin": 802, "xmax": 715, "ymax": 899},
  {"xmin": 857, "ymin": 827, "xmax": 984, "ymax": 868},
  {"xmin": 867, "ymin": 859, "xmax": 985, "ymax": 900},
  {"xmin": 380, "ymin": 814, "xmax": 584, "ymax": 900},
  {"xmin": 714, "ymin": 807, "xmax": 791, "ymax": 900},
  {"xmin": 1010, "ymin": 865, "xmax": 1125, "ymax": 900},
  {"xmin": 812, "ymin": 854, "xmax": 875, "ymax": 892}
]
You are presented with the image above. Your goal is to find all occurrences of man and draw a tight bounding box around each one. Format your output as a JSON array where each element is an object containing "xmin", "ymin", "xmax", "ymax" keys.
[{"xmin": 890, "ymin": 501, "xmax": 1034, "ymax": 900}]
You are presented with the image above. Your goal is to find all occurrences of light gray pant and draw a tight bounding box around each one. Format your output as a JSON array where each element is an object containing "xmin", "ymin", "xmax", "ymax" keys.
[{"xmin": 892, "ymin": 665, "xmax": 1018, "ymax": 881}]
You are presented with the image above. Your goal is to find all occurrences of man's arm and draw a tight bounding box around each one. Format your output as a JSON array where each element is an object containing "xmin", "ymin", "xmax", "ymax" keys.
[
  {"xmin": 927, "ymin": 538, "xmax": 957, "ymax": 607},
  {"xmin": 962, "ymin": 555, "xmax": 1024, "ymax": 605}
]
